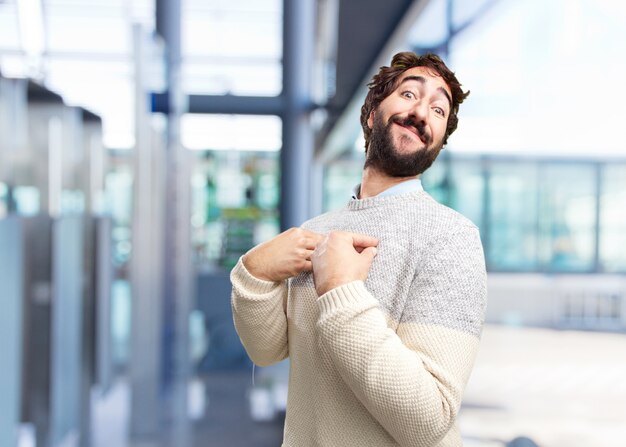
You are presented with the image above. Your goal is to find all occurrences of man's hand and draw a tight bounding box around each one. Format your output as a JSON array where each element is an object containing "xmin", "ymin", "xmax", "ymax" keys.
[
  {"xmin": 242, "ymin": 227, "xmax": 324, "ymax": 282},
  {"xmin": 311, "ymin": 231, "xmax": 379, "ymax": 296}
]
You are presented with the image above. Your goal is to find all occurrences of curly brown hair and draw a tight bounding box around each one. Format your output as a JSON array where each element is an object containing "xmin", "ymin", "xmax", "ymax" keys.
[{"xmin": 360, "ymin": 52, "xmax": 470, "ymax": 150}]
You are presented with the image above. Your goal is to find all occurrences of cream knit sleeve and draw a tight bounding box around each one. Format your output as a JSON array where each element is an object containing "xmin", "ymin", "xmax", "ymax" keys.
[
  {"xmin": 230, "ymin": 258, "xmax": 289, "ymax": 367},
  {"xmin": 316, "ymin": 227, "xmax": 487, "ymax": 447}
]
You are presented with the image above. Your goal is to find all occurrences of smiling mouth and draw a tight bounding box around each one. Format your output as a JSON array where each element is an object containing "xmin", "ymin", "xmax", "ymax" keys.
[
  {"xmin": 394, "ymin": 122, "xmax": 426, "ymax": 144},
  {"xmin": 390, "ymin": 116, "xmax": 432, "ymax": 146}
]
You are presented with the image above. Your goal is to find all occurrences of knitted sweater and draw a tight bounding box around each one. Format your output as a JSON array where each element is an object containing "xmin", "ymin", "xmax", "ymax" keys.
[{"xmin": 231, "ymin": 190, "xmax": 487, "ymax": 446}]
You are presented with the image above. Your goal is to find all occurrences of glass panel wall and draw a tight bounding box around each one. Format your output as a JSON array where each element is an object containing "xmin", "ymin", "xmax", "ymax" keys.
[
  {"xmin": 323, "ymin": 157, "xmax": 363, "ymax": 212},
  {"xmin": 0, "ymin": 182, "xmax": 6, "ymax": 217},
  {"xmin": 323, "ymin": 155, "xmax": 626, "ymax": 273},
  {"xmin": 487, "ymin": 160, "xmax": 539, "ymax": 271},
  {"xmin": 104, "ymin": 152, "xmax": 134, "ymax": 369},
  {"xmin": 537, "ymin": 163, "xmax": 597, "ymax": 272},
  {"xmin": 447, "ymin": 158, "xmax": 484, "ymax": 231},
  {"xmin": 600, "ymin": 164, "xmax": 626, "ymax": 272},
  {"xmin": 190, "ymin": 149, "xmax": 280, "ymax": 270},
  {"xmin": 419, "ymin": 152, "xmax": 448, "ymax": 204},
  {"xmin": 182, "ymin": 0, "xmax": 282, "ymax": 97},
  {"xmin": 424, "ymin": 155, "xmax": 484, "ymax": 235},
  {"xmin": 183, "ymin": 114, "xmax": 282, "ymax": 271}
]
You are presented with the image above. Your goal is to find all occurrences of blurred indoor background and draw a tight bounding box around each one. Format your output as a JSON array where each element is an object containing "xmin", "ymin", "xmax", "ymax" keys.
[{"xmin": 1, "ymin": 0, "xmax": 626, "ymax": 446}]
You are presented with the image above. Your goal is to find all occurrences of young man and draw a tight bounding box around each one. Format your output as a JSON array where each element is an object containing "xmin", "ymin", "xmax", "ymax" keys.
[{"xmin": 230, "ymin": 52, "xmax": 487, "ymax": 446}]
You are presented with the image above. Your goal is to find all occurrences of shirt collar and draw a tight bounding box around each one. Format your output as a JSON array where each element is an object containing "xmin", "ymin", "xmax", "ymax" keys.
[{"xmin": 352, "ymin": 178, "xmax": 423, "ymax": 199}]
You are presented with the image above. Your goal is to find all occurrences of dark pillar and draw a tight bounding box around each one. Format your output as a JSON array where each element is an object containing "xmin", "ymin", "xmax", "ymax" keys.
[
  {"xmin": 155, "ymin": 1, "xmax": 192, "ymax": 446},
  {"xmin": 280, "ymin": 0, "xmax": 316, "ymax": 230}
]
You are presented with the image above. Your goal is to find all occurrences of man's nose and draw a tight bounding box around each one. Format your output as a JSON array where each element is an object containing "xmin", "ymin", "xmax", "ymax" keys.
[{"xmin": 408, "ymin": 100, "xmax": 429, "ymax": 123}]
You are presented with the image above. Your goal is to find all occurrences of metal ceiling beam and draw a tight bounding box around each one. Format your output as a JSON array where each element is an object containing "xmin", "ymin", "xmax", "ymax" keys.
[{"xmin": 151, "ymin": 92, "xmax": 286, "ymax": 116}]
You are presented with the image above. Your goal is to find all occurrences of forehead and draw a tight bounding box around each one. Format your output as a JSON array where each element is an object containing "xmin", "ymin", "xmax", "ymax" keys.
[{"xmin": 396, "ymin": 66, "xmax": 452, "ymax": 99}]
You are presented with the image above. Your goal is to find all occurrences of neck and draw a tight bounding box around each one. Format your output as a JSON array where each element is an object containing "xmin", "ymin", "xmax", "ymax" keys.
[{"xmin": 359, "ymin": 166, "xmax": 418, "ymax": 199}]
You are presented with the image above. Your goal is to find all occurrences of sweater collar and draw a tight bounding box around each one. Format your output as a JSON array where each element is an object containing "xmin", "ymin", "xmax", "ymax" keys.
[{"xmin": 352, "ymin": 178, "xmax": 423, "ymax": 200}]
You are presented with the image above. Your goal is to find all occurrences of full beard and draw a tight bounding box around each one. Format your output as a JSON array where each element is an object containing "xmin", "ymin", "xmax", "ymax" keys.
[{"xmin": 364, "ymin": 114, "xmax": 443, "ymax": 177}]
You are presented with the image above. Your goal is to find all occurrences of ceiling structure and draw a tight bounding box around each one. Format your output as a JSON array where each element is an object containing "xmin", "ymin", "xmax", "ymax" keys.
[
  {"xmin": 317, "ymin": 0, "xmax": 432, "ymax": 162},
  {"xmin": 322, "ymin": 0, "xmax": 418, "ymax": 140},
  {"xmin": 0, "ymin": 0, "xmax": 434, "ymax": 154}
]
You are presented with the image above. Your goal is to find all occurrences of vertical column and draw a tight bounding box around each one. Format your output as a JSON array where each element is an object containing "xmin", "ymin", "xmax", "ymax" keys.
[
  {"xmin": 130, "ymin": 24, "xmax": 163, "ymax": 441},
  {"xmin": 50, "ymin": 216, "xmax": 84, "ymax": 446},
  {"xmin": 157, "ymin": 0, "xmax": 193, "ymax": 445},
  {"xmin": 0, "ymin": 217, "xmax": 23, "ymax": 447},
  {"xmin": 481, "ymin": 156, "xmax": 491, "ymax": 270},
  {"xmin": 443, "ymin": 0, "xmax": 454, "ymax": 59},
  {"xmin": 593, "ymin": 162, "xmax": 602, "ymax": 272},
  {"xmin": 22, "ymin": 216, "xmax": 54, "ymax": 447},
  {"xmin": 280, "ymin": 0, "xmax": 316, "ymax": 229},
  {"xmin": 0, "ymin": 78, "xmax": 29, "ymax": 189}
]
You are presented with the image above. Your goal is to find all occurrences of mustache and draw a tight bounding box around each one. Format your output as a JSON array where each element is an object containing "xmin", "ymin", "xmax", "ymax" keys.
[{"xmin": 391, "ymin": 116, "xmax": 432, "ymax": 145}]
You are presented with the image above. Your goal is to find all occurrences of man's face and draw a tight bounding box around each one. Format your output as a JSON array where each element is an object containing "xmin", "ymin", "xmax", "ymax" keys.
[{"xmin": 365, "ymin": 66, "xmax": 452, "ymax": 177}]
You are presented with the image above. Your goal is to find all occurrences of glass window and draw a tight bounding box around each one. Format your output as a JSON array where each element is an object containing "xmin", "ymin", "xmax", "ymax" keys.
[
  {"xmin": 420, "ymin": 153, "xmax": 449, "ymax": 205},
  {"xmin": 407, "ymin": 0, "xmax": 448, "ymax": 49},
  {"xmin": 446, "ymin": 0, "xmax": 626, "ymax": 159},
  {"xmin": 45, "ymin": 59, "xmax": 135, "ymax": 149},
  {"xmin": 487, "ymin": 161, "xmax": 539, "ymax": 271},
  {"xmin": 0, "ymin": 182, "xmax": 6, "ymax": 217},
  {"xmin": 182, "ymin": 0, "xmax": 282, "ymax": 97},
  {"xmin": 46, "ymin": 15, "xmax": 130, "ymax": 54},
  {"xmin": 10, "ymin": 0, "xmax": 151, "ymax": 145},
  {"xmin": 537, "ymin": 163, "xmax": 597, "ymax": 272},
  {"xmin": 182, "ymin": 60, "xmax": 281, "ymax": 96},
  {"xmin": 0, "ymin": 2, "xmax": 21, "ymax": 51},
  {"xmin": 323, "ymin": 156, "xmax": 363, "ymax": 212},
  {"xmin": 599, "ymin": 164, "xmax": 626, "ymax": 272},
  {"xmin": 13, "ymin": 185, "xmax": 40, "ymax": 215},
  {"xmin": 105, "ymin": 164, "xmax": 133, "ymax": 267},
  {"xmin": 181, "ymin": 114, "xmax": 281, "ymax": 151},
  {"xmin": 447, "ymin": 158, "xmax": 484, "ymax": 229},
  {"xmin": 190, "ymin": 150, "xmax": 280, "ymax": 269}
]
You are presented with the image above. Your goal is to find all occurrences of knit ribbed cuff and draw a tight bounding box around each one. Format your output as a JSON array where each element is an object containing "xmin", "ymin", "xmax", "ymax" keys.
[
  {"xmin": 231, "ymin": 257, "xmax": 282, "ymax": 295},
  {"xmin": 317, "ymin": 280, "xmax": 377, "ymax": 318}
]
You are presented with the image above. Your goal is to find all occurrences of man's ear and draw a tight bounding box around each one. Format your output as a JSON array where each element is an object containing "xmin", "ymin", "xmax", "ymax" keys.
[{"xmin": 367, "ymin": 110, "xmax": 375, "ymax": 129}]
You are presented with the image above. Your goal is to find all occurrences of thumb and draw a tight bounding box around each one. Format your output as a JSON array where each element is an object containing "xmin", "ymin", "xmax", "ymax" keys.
[{"xmin": 361, "ymin": 246, "xmax": 378, "ymax": 261}]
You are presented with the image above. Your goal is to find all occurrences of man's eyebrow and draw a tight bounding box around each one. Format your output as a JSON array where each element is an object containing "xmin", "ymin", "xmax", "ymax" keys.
[{"xmin": 399, "ymin": 75, "xmax": 452, "ymax": 108}]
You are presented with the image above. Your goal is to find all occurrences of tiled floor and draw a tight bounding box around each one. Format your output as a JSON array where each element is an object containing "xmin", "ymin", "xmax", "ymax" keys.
[
  {"xmin": 193, "ymin": 370, "xmax": 284, "ymax": 447},
  {"xmin": 91, "ymin": 370, "xmax": 284, "ymax": 447},
  {"xmin": 459, "ymin": 325, "xmax": 626, "ymax": 447},
  {"xmin": 92, "ymin": 325, "xmax": 626, "ymax": 447}
]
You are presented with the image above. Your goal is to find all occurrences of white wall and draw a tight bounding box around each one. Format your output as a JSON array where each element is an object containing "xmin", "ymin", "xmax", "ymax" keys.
[{"xmin": 487, "ymin": 273, "xmax": 626, "ymax": 330}]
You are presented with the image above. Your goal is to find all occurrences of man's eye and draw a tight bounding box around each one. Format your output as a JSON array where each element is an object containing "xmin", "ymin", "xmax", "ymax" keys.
[
  {"xmin": 433, "ymin": 107, "xmax": 446, "ymax": 117},
  {"xmin": 402, "ymin": 91, "xmax": 415, "ymax": 99}
]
